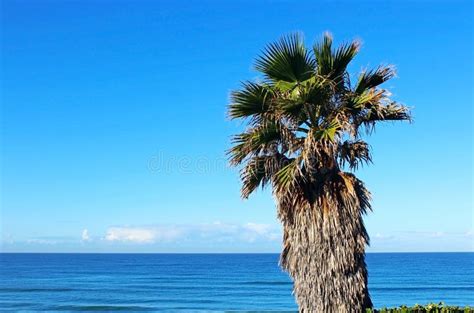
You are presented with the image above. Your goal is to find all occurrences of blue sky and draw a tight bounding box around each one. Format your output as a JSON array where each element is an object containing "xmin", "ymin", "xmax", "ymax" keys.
[{"xmin": 1, "ymin": 0, "xmax": 472, "ymax": 252}]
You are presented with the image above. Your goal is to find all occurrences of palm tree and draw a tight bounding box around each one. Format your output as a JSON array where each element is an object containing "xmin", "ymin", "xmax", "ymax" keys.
[{"xmin": 227, "ymin": 33, "xmax": 410, "ymax": 312}]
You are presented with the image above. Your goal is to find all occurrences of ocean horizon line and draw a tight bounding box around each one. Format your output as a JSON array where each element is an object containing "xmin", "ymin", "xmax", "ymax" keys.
[{"xmin": 1, "ymin": 251, "xmax": 473, "ymax": 254}]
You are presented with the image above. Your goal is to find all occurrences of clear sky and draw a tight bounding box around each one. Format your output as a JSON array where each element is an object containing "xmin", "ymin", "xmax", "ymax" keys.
[{"xmin": 1, "ymin": 0, "xmax": 472, "ymax": 253}]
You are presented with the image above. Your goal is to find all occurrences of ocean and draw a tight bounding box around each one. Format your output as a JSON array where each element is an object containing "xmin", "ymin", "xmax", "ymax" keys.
[{"xmin": 0, "ymin": 253, "xmax": 473, "ymax": 312}]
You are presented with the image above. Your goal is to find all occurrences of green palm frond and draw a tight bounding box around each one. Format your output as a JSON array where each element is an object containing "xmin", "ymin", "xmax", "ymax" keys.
[
  {"xmin": 273, "ymin": 157, "xmax": 301, "ymax": 193},
  {"xmin": 276, "ymin": 98, "xmax": 306, "ymax": 122},
  {"xmin": 274, "ymin": 77, "xmax": 331, "ymax": 127},
  {"xmin": 228, "ymin": 121, "xmax": 280, "ymax": 165},
  {"xmin": 314, "ymin": 33, "xmax": 359, "ymax": 88},
  {"xmin": 229, "ymin": 82, "xmax": 273, "ymax": 119},
  {"xmin": 228, "ymin": 119, "xmax": 300, "ymax": 165},
  {"xmin": 347, "ymin": 89, "xmax": 385, "ymax": 111},
  {"xmin": 313, "ymin": 33, "xmax": 334, "ymax": 77},
  {"xmin": 241, "ymin": 156, "xmax": 268, "ymax": 199},
  {"xmin": 355, "ymin": 65, "xmax": 395, "ymax": 94},
  {"xmin": 356, "ymin": 102, "xmax": 411, "ymax": 134},
  {"xmin": 241, "ymin": 155, "xmax": 289, "ymax": 198},
  {"xmin": 313, "ymin": 120, "xmax": 341, "ymax": 142},
  {"xmin": 297, "ymin": 75, "xmax": 333, "ymax": 105},
  {"xmin": 255, "ymin": 33, "xmax": 315, "ymax": 83},
  {"xmin": 332, "ymin": 40, "xmax": 360, "ymax": 76}
]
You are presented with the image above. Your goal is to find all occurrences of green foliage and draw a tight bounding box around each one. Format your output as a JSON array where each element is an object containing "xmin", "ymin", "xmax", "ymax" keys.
[
  {"xmin": 255, "ymin": 33, "xmax": 315, "ymax": 83},
  {"xmin": 228, "ymin": 32, "xmax": 411, "ymax": 203},
  {"xmin": 366, "ymin": 303, "xmax": 474, "ymax": 313}
]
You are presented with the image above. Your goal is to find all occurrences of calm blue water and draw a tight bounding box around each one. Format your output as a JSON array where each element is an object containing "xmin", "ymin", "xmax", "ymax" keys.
[{"xmin": 0, "ymin": 253, "xmax": 473, "ymax": 312}]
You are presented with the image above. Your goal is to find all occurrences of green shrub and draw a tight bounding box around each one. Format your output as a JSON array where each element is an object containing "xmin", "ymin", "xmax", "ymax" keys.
[{"xmin": 366, "ymin": 303, "xmax": 474, "ymax": 313}]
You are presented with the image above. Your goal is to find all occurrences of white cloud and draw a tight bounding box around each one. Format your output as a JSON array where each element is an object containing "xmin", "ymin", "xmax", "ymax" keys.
[
  {"xmin": 5, "ymin": 226, "xmax": 473, "ymax": 252},
  {"xmin": 105, "ymin": 227, "xmax": 156, "ymax": 243},
  {"xmin": 103, "ymin": 223, "xmax": 281, "ymax": 245},
  {"xmin": 81, "ymin": 229, "xmax": 90, "ymax": 242},
  {"xmin": 241, "ymin": 223, "xmax": 280, "ymax": 243},
  {"xmin": 105, "ymin": 226, "xmax": 183, "ymax": 243},
  {"xmin": 244, "ymin": 223, "xmax": 271, "ymax": 235}
]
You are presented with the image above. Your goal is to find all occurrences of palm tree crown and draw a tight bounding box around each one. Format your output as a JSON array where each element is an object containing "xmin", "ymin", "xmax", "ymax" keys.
[{"xmin": 228, "ymin": 33, "xmax": 410, "ymax": 203}]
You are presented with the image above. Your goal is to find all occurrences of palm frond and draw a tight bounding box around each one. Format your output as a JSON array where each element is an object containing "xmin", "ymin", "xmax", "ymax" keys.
[
  {"xmin": 314, "ymin": 33, "xmax": 359, "ymax": 89},
  {"xmin": 365, "ymin": 101, "xmax": 410, "ymax": 122},
  {"xmin": 228, "ymin": 121, "xmax": 280, "ymax": 165},
  {"xmin": 338, "ymin": 140, "xmax": 372, "ymax": 170},
  {"xmin": 273, "ymin": 157, "xmax": 301, "ymax": 194},
  {"xmin": 240, "ymin": 157, "xmax": 268, "ymax": 199},
  {"xmin": 346, "ymin": 89, "xmax": 385, "ymax": 111},
  {"xmin": 356, "ymin": 101, "xmax": 411, "ymax": 134},
  {"xmin": 228, "ymin": 118, "xmax": 300, "ymax": 165},
  {"xmin": 241, "ymin": 155, "xmax": 289, "ymax": 198},
  {"xmin": 229, "ymin": 82, "xmax": 273, "ymax": 119},
  {"xmin": 313, "ymin": 119, "xmax": 341, "ymax": 142},
  {"xmin": 352, "ymin": 175, "xmax": 372, "ymax": 215},
  {"xmin": 333, "ymin": 40, "xmax": 360, "ymax": 74},
  {"xmin": 274, "ymin": 77, "xmax": 329, "ymax": 127},
  {"xmin": 313, "ymin": 32, "xmax": 334, "ymax": 77},
  {"xmin": 255, "ymin": 33, "xmax": 315, "ymax": 83},
  {"xmin": 355, "ymin": 65, "xmax": 395, "ymax": 94}
]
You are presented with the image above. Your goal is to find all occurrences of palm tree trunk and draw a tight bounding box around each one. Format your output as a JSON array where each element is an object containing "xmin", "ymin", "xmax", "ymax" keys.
[{"xmin": 278, "ymin": 177, "xmax": 372, "ymax": 312}]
